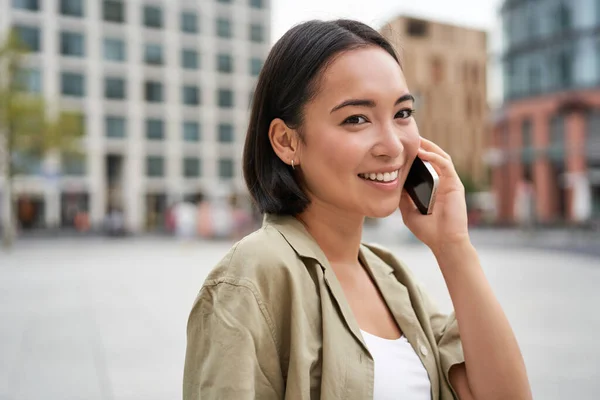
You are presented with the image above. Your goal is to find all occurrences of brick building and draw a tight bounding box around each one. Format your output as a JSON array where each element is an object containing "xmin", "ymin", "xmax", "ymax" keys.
[{"xmin": 491, "ymin": 0, "xmax": 600, "ymax": 224}]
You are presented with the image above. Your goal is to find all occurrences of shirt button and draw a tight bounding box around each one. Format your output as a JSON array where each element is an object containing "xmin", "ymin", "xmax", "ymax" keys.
[{"xmin": 420, "ymin": 344, "xmax": 429, "ymax": 356}]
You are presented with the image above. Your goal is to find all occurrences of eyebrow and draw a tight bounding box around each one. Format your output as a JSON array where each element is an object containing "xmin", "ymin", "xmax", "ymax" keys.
[{"xmin": 330, "ymin": 94, "xmax": 415, "ymax": 113}]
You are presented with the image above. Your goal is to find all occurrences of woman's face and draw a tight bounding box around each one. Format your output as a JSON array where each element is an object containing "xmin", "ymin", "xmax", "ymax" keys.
[{"xmin": 296, "ymin": 46, "xmax": 421, "ymax": 218}]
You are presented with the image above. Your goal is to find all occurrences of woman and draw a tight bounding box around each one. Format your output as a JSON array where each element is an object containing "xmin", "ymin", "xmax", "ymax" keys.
[{"xmin": 184, "ymin": 20, "xmax": 532, "ymax": 400}]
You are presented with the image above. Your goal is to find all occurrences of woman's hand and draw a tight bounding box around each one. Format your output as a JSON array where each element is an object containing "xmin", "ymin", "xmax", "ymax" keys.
[{"xmin": 399, "ymin": 138, "xmax": 470, "ymax": 254}]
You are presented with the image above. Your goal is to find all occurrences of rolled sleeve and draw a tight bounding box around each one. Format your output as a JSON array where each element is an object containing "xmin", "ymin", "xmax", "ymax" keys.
[
  {"xmin": 436, "ymin": 312, "xmax": 465, "ymax": 383},
  {"xmin": 418, "ymin": 286, "xmax": 465, "ymax": 398},
  {"xmin": 183, "ymin": 280, "xmax": 284, "ymax": 400}
]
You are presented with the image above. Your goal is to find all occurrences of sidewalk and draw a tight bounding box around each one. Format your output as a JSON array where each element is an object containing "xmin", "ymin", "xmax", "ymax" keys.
[{"xmin": 363, "ymin": 224, "xmax": 600, "ymax": 258}]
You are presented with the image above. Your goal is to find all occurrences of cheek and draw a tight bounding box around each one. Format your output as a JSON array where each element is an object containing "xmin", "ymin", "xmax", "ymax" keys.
[
  {"xmin": 405, "ymin": 130, "xmax": 421, "ymax": 157},
  {"xmin": 306, "ymin": 130, "xmax": 360, "ymax": 172}
]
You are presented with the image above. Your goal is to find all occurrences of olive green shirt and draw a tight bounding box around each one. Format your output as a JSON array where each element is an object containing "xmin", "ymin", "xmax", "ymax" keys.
[{"xmin": 184, "ymin": 214, "xmax": 464, "ymax": 399}]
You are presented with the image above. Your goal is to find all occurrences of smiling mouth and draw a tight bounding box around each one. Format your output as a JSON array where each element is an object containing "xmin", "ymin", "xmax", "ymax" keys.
[{"xmin": 358, "ymin": 170, "xmax": 400, "ymax": 183}]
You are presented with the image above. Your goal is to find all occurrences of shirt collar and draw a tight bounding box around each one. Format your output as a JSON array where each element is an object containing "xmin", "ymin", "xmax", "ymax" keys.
[
  {"xmin": 263, "ymin": 213, "xmax": 425, "ymax": 360},
  {"xmin": 262, "ymin": 213, "xmax": 331, "ymax": 268}
]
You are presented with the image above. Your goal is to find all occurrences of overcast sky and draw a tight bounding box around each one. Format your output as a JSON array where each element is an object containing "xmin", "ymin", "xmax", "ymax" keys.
[{"xmin": 272, "ymin": 0, "xmax": 504, "ymax": 42}]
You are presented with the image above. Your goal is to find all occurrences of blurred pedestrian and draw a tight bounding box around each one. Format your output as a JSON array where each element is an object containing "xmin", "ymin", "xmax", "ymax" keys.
[
  {"xmin": 196, "ymin": 200, "xmax": 212, "ymax": 239},
  {"xmin": 173, "ymin": 201, "xmax": 197, "ymax": 240},
  {"xmin": 104, "ymin": 208, "xmax": 124, "ymax": 236}
]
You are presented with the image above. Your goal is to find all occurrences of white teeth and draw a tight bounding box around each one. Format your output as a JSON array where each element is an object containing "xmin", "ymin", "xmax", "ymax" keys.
[{"xmin": 360, "ymin": 170, "xmax": 399, "ymax": 182}]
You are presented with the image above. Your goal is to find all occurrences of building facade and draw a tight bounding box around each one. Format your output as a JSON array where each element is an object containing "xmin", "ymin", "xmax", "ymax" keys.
[
  {"xmin": 0, "ymin": 0, "xmax": 270, "ymax": 232},
  {"xmin": 381, "ymin": 16, "xmax": 489, "ymax": 184},
  {"xmin": 492, "ymin": 0, "xmax": 600, "ymax": 225}
]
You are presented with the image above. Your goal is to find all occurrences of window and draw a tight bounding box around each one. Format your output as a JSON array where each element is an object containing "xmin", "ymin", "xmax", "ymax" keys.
[
  {"xmin": 144, "ymin": 5, "xmax": 163, "ymax": 28},
  {"xmin": 104, "ymin": 38, "xmax": 126, "ymax": 61},
  {"xmin": 556, "ymin": 3, "xmax": 572, "ymax": 32},
  {"xmin": 550, "ymin": 114, "xmax": 564, "ymax": 147},
  {"xmin": 558, "ymin": 51, "xmax": 572, "ymax": 87},
  {"xmin": 104, "ymin": 77, "xmax": 126, "ymax": 99},
  {"xmin": 522, "ymin": 119, "xmax": 532, "ymax": 149},
  {"xmin": 250, "ymin": 58, "xmax": 262, "ymax": 76},
  {"xmin": 144, "ymin": 43, "xmax": 163, "ymax": 65},
  {"xmin": 60, "ymin": 31, "xmax": 85, "ymax": 57},
  {"xmin": 146, "ymin": 119, "xmax": 164, "ymax": 140},
  {"xmin": 183, "ymin": 122, "xmax": 200, "ymax": 142},
  {"xmin": 406, "ymin": 19, "xmax": 428, "ymax": 37},
  {"xmin": 146, "ymin": 156, "xmax": 164, "ymax": 177},
  {"xmin": 61, "ymin": 72, "xmax": 85, "ymax": 97},
  {"xmin": 504, "ymin": 59, "xmax": 516, "ymax": 99},
  {"xmin": 60, "ymin": 0, "xmax": 83, "ymax": 17},
  {"xmin": 217, "ymin": 18, "xmax": 232, "ymax": 38},
  {"xmin": 430, "ymin": 56, "xmax": 444, "ymax": 83},
  {"xmin": 145, "ymin": 81, "xmax": 163, "ymax": 102},
  {"xmin": 218, "ymin": 123, "xmax": 234, "ymax": 142},
  {"xmin": 16, "ymin": 68, "xmax": 42, "ymax": 93},
  {"xmin": 181, "ymin": 49, "xmax": 199, "ymax": 69},
  {"xmin": 217, "ymin": 89, "xmax": 234, "ymax": 108},
  {"xmin": 181, "ymin": 12, "xmax": 198, "ymax": 33},
  {"xmin": 103, "ymin": 0, "xmax": 125, "ymax": 23},
  {"xmin": 183, "ymin": 158, "xmax": 201, "ymax": 178},
  {"xmin": 12, "ymin": 0, "xmax": 39, "ymax": 11},
  {"xmin": 250, "ymin": 0, "xmax": 264, "ymax": 9},
  {"xmin": 217, "ymin": 54, "xmax": 233, "ymax": 73},
  {"xmin": 62, "ymin": 153, "xmax": 86, "ymax": 176},
  {"xmin": 526, "ymin": 9, "xmax": 538, "ymax": 39},
  {"xmin": 218, "ymin": 159, "xmax": 234, "ymax": 178},
  {"xmin": 465, "ymin": 95, "xmax": 473, "ymax": 116},
  {"xmin": 250, "ymin": 24, "xmax": 264, "ymax": 42},
  {"xmin": 182, "ymin": 85, "xmax": 200, "ymax": 105},
  {"xmin": 13, "ymin": 25, "xmax": 40, "ymax": 52},
  {"xmin": 529, "ymin": 65, "xmax": 541, "ymax": 93},
  {"xmin": 586, "ymin": 111, "xmax": 600, "ymax": 161},
  {"xmin": 105, "ymin": 116, "xmax": 126, "ymax": 138},
  {"xmin": 13, "ymin": 151, "xmax": 43, "ymax": 174},
  {"xmin": 471, "ymin": 64, "xmax": 480, "ymax": 84}
]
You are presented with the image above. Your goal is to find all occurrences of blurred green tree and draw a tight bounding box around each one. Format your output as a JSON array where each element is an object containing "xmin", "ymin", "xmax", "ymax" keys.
[
  {"xmin": 459, "ymin": 172, "xmax": 481, "ymax": 194},
  {"xmin": 1, "ymin": 30, "xmax": 84, "ymax": 250}
]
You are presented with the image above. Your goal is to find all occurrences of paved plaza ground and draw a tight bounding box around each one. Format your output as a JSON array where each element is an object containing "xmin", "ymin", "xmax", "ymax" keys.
[{"xmin": 0, "ymin": 235, "xmax": 599, "ymax": 399}]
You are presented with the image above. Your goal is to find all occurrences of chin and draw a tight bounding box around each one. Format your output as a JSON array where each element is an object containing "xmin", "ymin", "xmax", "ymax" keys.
[{"xmin": 363, "ymin": 200, "xmax": 399, "ymax": 219}]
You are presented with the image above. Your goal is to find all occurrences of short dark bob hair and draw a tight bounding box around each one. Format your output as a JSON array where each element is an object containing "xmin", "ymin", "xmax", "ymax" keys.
[{"xmin": 243, "ymin": 19, "xmax": 400, "ymax": 216}]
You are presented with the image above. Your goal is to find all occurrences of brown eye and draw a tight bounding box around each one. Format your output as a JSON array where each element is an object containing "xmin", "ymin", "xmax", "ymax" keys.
[
  {"xmin": 395, "ymin": 109, "xmax": 415, "ymax": 119},
  {"xmin": 342, "ymin": 115, "xmax": 368, "ymax": 125}
]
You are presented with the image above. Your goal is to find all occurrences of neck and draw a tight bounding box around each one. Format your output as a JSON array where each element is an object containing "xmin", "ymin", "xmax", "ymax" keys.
[{"xmin": 296, "ymin": 199, "xmax": 364, "ymax": 265}]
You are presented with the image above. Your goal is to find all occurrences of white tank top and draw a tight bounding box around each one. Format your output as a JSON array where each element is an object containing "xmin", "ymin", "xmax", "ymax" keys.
[{"xmin": 361, "ymin": 330, "xmax": 432, "ymax": 400}]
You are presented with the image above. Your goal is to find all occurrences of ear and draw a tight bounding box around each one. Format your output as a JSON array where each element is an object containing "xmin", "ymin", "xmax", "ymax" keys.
[{"xmin": 268, "ymin": 118, "xmax": 301, "ymax": 167}]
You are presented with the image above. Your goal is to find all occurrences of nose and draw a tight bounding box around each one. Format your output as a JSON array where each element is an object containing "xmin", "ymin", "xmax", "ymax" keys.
[{"xmin": 371, "ymin": 122, "xmax": 404, "ymax": 160}]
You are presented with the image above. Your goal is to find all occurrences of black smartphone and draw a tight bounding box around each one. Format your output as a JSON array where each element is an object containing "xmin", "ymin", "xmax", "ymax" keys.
[{"xmin": 404, "ymin": 157, "xmax": 439, "ymax": 215}]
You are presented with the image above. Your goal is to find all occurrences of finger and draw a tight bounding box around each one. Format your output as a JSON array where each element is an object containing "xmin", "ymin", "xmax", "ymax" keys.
[
  {"xmin": 399, "ymin": 189, "xmax": 421, "ymax": 222},
  {"xmin": 420, "ymin": 138, "xmax": 452, "ymax": 161},
  {"xmin": 418, "ymin": 148, "xmax": 456, "ymax": 177}
]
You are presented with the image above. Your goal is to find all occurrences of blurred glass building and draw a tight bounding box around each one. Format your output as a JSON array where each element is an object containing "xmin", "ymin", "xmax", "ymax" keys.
[
  {"xmin": 1, "ymin": 0, "xmax": 270, "ymax": 232},
  {"xmin": 491, "ymin": 0, "xmax": 600, "ymax": 225}
]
